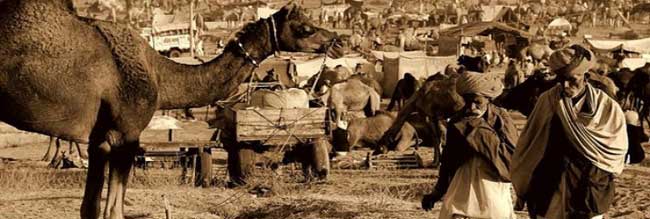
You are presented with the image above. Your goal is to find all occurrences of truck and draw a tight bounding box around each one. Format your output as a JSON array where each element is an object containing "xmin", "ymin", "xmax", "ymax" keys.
[{"xmin": 140, "ymin": 23, "xmax": 200, "ymax": 58}]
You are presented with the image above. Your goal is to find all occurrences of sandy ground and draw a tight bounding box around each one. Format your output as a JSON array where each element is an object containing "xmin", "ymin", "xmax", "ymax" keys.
[{"xmin": 1, "ymin": 113, "xmax": 649, "ymax": 219}]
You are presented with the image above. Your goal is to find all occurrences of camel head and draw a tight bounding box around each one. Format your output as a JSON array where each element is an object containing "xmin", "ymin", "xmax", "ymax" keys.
[
  {"xmin": 416, "ymin": 78, "xmax": 465, "ymax": 119},
  {"xmin": 271, "ymin": 2, "xmax": 344, "ymax": 58},
  {"xmin": 494, "ymin": 72, "xmax": 556, "ymax": 116}
]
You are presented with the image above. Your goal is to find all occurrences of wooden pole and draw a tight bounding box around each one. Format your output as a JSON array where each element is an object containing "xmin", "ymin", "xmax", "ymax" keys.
[
  {"xmin": 180, "ymin": 147, "xmax": 187, "ymax": 183},
  {"xmin": 163, "ymin": 195, "xmax": 172, "ymax": 219},
  {"xmin": 204, "ymin": 105, "xmax": 210, "ymax": 121},
  {"xmin": 190, "ymin": 0, "xmax": 196, "ymax": 57},
  {"xmin": 190, "ymin": 154, "xmax": 197, "ymax": 185},
  {"xmin": 197, "ymin": 146, "xmax": 213, "ymax": 187}
]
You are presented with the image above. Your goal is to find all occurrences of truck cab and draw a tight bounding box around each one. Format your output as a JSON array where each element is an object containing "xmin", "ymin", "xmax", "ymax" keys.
[{"xmin": 140, "ymin": 24, "xmax": 200, "ymax": 58}]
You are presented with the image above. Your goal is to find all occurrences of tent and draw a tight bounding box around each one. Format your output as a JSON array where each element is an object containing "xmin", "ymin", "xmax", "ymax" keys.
[
  {"xmin": 548, "ymin": 18, "xmax": 572, "ymax": 31},
  {"xmin": 586, "ymin": 37, "xmax": 650, "ymax": 54},
  {"xmin": 439, "ymin": 22, "xmax": 530, "ymax": 57},
  {"xmin": 346, "ymin": 0, "xmax": 363, "ymax": 8},
  {"xmin": 256, "ymin": 7, "xmax": 278, "ymax": 19},
  {"xmin": 292, "ymin": 55, "xmax": 369, "ymax": 83},
  {"xmin": 440, "ymin": 22, "xmax": 531, "ymax": 38},
  {"xmin": 622, "ymin": 56, "xmax": 650, "ymax": 70},
  {"xmin": 480, "ymin": 5, "xmax": 515, "ymax": 22},
  {"xmin": 371, "ymin": 51, "xmax": 457, "ymax": 96}
]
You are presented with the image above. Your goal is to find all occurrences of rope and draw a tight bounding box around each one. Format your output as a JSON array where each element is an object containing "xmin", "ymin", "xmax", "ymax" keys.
[
  {"xmin": 249, "ymin": 107, "xmax": 325, "ymax": 144},
  {"xmin": 308, "ymin": 41, "xmax": 338, "ymax": 97},
  {"xmin": 211, "ymin": 190, "xmax": 248, "ymax": 207}
]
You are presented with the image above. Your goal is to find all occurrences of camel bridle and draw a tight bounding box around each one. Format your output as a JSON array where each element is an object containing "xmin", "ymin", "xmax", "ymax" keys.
[
  {"xmin": 234, "ymin": 16, "xmax": 281, "ymax": 68},
  {"xmin": 234, "ymin": 15, "xmax": 338, "ymax": 104}
]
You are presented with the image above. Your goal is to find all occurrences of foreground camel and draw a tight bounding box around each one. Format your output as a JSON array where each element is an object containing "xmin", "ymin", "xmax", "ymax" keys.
[
  {"xmin": 377, "ymin": 77, "xmax": 465, "ymax": 165},
  {"xmin": 0, "ymin": 1, "xmax": 341, "ymax": 218}
]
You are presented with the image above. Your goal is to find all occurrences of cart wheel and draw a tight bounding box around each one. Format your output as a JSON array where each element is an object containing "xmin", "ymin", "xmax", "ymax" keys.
[{"xmin": 227, "ymin": 146, "xmax": 256, "ymax": 186}]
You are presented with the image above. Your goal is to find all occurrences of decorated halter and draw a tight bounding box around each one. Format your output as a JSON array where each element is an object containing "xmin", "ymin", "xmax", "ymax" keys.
[{"xmin": 234, "ymin": 15, "xmax": 282, "ymax": 68}]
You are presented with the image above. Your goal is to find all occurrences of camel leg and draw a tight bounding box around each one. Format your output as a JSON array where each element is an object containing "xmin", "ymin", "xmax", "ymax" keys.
[
  {"xmin": 432, "ymin": 121, "xmax": 446, "ymax": 167},
  {"xmin": 81, "ymin": 141, "xmax": 109, "ymax": 219},
  {"xmin": 41, "ymin": 137, "xmax": 56, "ymax": 161},
  {"xmin": 77, "ymin": 142, "xmax": 89, "ymax": 159},
  {"xmin": 394, "ymin": 129, "xmax": 414, "ymax": 152},
  {"xmin": 68, "ymin": 140, "xmax": 76, "ymax": 157},
  {"xmin": 104, "ymin": 140, "xmax": 138, "ymax": 219},
  {"xmin": 49, "ymin": 138, "xmax": 62, "ymax": 167}
]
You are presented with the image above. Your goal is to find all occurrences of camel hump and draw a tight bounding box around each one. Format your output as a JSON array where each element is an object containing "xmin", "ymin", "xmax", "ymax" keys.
[{"xmin": 93, "ymin": 22, "xmax": 158, "ymax": 102}]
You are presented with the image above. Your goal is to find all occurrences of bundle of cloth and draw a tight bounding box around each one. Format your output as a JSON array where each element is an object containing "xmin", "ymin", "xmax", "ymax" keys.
[{"xmin": 249, "ymin": 88, "xmax": 310, "ymax": 109}]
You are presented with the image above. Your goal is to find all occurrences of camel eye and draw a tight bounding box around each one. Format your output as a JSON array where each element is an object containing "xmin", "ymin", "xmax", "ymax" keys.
[{"xmin": 297, "ymin": 24, "xmax": 315, "ymax": 36}]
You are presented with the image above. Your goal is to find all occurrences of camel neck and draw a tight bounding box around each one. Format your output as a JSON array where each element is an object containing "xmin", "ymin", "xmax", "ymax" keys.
[{"xmin": 155, "ymin": 18, "xmax": 276, "ymax": 109}]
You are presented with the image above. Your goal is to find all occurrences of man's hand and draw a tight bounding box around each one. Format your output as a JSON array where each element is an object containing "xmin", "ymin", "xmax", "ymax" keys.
[{"xmin": 421, "ymin": 190, "xmax": 443, "ymax": 211}]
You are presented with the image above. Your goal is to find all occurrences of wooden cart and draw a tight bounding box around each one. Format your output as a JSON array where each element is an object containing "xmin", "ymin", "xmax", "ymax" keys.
[
  {"xmin": 222, "ymin": 106, "xmax": 331, "ymax": 184},
  {"xmin": 233, "ymin": 107, "xmax": 329, "ymax": 146}
]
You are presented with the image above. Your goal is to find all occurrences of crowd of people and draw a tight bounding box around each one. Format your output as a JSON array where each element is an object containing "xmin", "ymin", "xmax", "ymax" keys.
[{"xmin": 420, "ymin": 44, "xmax": 646, "ymax": 219}]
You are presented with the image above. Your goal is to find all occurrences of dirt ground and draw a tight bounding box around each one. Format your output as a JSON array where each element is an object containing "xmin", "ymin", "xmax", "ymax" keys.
[{"xmin": 1, "ymin": 113, "xmax": 650, "ymax": 219}]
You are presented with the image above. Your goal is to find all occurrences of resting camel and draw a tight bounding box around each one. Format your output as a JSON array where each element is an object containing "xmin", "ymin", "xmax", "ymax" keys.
[
  {"xmin": 320, "ymin": 78, "xmax": 382, "ymax": 129},
  {"xmin": 377, "ymin": 77, "xmax": 465, "ymax": 166},
  {"xmin": 0, "ymin": 1, "xmax": 342, "ymax": 218},
  {"xmin": 42, "ymin": 136, "xmax": 87, "ymax": 165},
  {"xmin": 343, "ymin": 111, "xmax": 432, "ymax": 153}
]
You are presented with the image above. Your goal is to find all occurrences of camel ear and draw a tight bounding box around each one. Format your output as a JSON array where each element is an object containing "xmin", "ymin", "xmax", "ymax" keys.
[{"xmin": 282, "ymin": 1, "xmax": 302, "ymax": 19}]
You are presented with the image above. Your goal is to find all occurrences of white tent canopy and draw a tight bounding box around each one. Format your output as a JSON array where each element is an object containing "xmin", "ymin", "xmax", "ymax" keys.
[
  {"xmin": 548, "ymin": 18, "xmax": 572, "ymax": 31},
  {"xmin": 586, "ymin": 37, "xmax": 650, "ymax": 54},
  {"xmin": 256, "ymin": 7, "xmax": 278, "ymax": 19}
]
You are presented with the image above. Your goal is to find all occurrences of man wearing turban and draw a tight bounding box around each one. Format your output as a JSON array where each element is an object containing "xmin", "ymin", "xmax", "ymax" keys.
[
  {"xmin": 512, "ymin": 45, "xmax": 628, "ymax": 219},
  {"xmin": 422, "ymin": 71, "xmax": 518, "ymax": 219}
]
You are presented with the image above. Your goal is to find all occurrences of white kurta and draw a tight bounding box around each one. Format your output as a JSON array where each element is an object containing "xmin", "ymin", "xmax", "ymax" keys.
[{"xmin": 439, "ymin": 156, "xmax": 516, "ymax": 219}]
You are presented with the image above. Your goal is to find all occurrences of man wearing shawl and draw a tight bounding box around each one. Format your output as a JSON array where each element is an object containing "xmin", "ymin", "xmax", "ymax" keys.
[
  {"xmin": 512, "ymin": 45, "xmax": 628, "ymax": 219},
  {"xmin": 422, "ymin": 72, "xmax": 518, "ymax": 219}
]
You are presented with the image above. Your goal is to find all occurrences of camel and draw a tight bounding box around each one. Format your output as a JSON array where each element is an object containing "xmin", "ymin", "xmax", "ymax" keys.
[
  {"xmin": 0, "ymin": 1, "xmax": 342, "ymax": 218},
  {"xmin": 387, "ymin": 73, "xmax": 420, "ymax": 111},
  {"xmin": 306, "ymin": 66, "xmax": 352, "ymax": 94},
  {"xmin": 343, "ymin": 6, "xmax": 363, "ymax": 29},
  {"xmin": 42, "ymin": 136, "xmax": 88, "ymax": 166},
  {"xmin": 377, "ymin": 77, "xmax": 465, "ymax": 166},
  {"xmin": 342, "ymin": 111, "xmax": 431, "ymax": 153},
  {"xmin": 495, "ymin": 71, "xmax": 618, "ymax": 116},
  {"xmin": 612, "ymin": 63, "xmax": 650, "ymax": 126},
  {"xmin": 349, "ymin": 74, "xmax": 383, "ymax": 95},
  {"xmin": 320, "ymin": 78, "xmax": 382, "ymax": 129},
  {"xmin": 519, "ymin": 40, "xmax": 554, "ymax": 64},
  {"xmin": 458, "ymin": 54, "xmax": 490, "ymax": 73}
]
